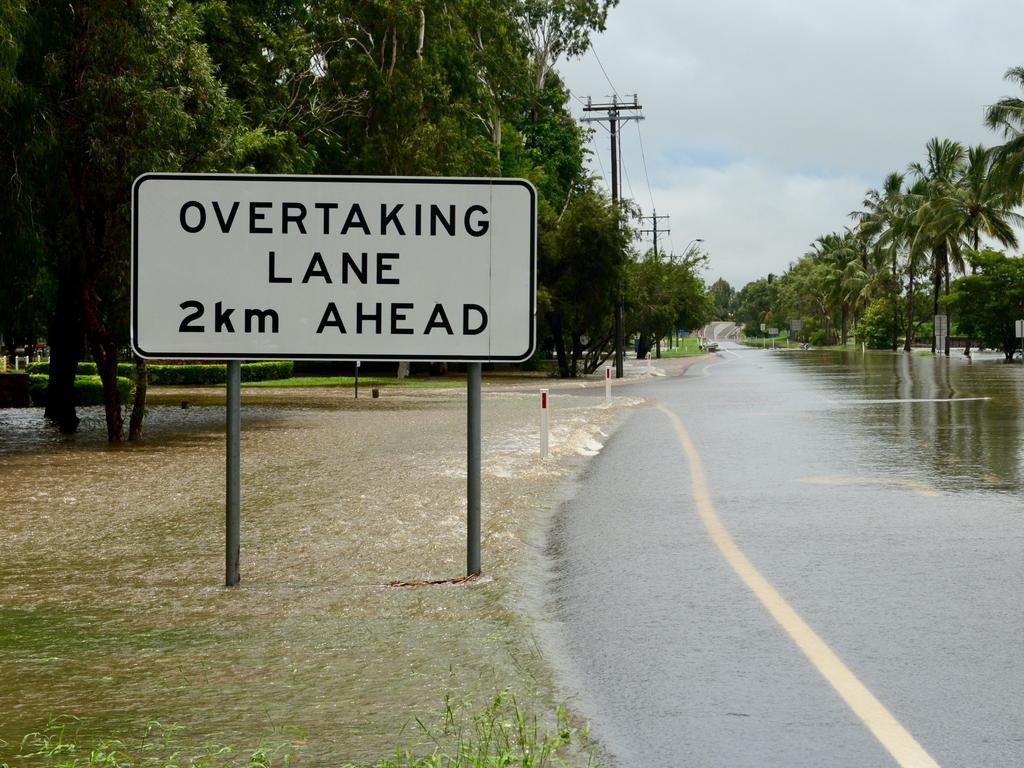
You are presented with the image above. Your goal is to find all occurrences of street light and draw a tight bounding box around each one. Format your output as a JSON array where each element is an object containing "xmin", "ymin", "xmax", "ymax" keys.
[{"xmin": 682, "ymin": 237, "xmax": 704, "ymax": 256}]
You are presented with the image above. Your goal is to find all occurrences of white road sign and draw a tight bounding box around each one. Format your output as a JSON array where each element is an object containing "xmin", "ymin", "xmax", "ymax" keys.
[
  {"xmin": 934, "ymin": 314, "xmax": 948, "ymax": 335},
  {"xmin": 1016, "ymin": 319, "xmax": 1024, "ymax": 338},
  {"xmin": 132, "ymin": 174, "xmax": 536, "ymax": 361}
]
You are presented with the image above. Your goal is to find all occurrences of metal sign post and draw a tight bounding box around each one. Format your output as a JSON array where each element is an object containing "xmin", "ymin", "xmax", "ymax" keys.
[
  {"xmin": 935, "ymin": 314, "xmax": 948, "ymax": 357},
  {"xmin": 133, "ymin": 174, "xmax": 536, "ymax": 583},
  {"xmin": 467, "ymin": 363, "xmax": 481, "ymax": 575},
  {"xmin": 226, "ymin": 360, "xmax": 241, "ymax": 586}
]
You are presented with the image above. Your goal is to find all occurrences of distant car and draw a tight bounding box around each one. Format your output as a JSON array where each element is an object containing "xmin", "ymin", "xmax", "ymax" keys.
[{"xmin": 702, "ymin": 340, "xmax": 720, "ymax": 352}]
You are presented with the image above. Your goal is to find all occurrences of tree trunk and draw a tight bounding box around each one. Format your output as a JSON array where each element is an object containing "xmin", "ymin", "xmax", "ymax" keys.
[
  {"xmin": 636, "ymin": 332, "xmax": 651, "ymax": 361},
  {"xmin": 44, "ymin": 273, "xmax": 83, "ymax": 433},
  {"xmin": 571, "ymin": 335, "xmax": 584, "ymax": 377},
  {"xmin": 891, "ymin": 253, "xmax": 899, "ymax": 351},
  {"xmin": 841, "ymin": 303, "xmax": 849, "ymax": 345},
  {"xmin": 550, "ymin": 312, "xmax": 570, "ymax": 378},
  {"xmin": 931, "ymin": 247, "xmax": 941, "ymax": 354},
  {"xmin": 128, "ymin": 355, "xmax": 147, "ymax": 441},
  {"xmin": 903, "ymin": 269, "xmax": 915, "ymax": 352},
  {"xmin": 81, "ymin": 279, "xmax": 124, "ymax": 442}
]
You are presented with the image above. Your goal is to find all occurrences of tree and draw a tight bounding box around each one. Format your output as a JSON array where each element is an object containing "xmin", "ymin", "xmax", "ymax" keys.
[
  {"xmin": 517, "ymin": 0, "xmax": 618, "ymax": 91},
  {"xmin": 540, "ymin": 186, "xmax": 631, "ymax": 377},
  {"xmin": 734, "ymin": 278, "xmax": 777, "ymax": 336},
  {"xmin": 908, "ymin": 137, "xmax": 965, "ymax": 353},
  {"xmin": 856, "ymin": 172, "xmax": 909, "ymax": 351},
  {"xmin": 985, "ymin": 65, "xmax": 1024, "ymax": 198},
  {"xmin": 626, "ymin": 247, "xmax": 710, "ymax": 360},
  {"xmin": 5, "ymin": 0, "xmax": 254, "ymax": 440},
  {"xmin": 709, "ymin": 278, "xmax": 734, "ymax": 320},
  {"xmin": 945, "ymin": 250, "xmax": 1024, "ymax": 360}
]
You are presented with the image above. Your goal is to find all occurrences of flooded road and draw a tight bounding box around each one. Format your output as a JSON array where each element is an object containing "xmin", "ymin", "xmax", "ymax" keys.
[
  {"xmin": 541, "ymin": 346, "xmax": 1023, "ymax": 767},
  {"xmin": 0, "ymin": 381, "xmax": 634, "ymax": 764}
]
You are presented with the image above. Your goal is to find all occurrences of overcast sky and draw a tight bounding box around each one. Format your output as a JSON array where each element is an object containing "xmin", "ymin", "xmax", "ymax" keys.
[{"xmin": 557, "ymin": 0, "xmax": 1024, "ymax": 289}]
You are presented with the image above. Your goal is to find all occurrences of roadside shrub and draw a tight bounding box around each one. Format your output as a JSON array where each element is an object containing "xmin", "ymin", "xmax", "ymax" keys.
[
  {"xmin": 855, "ymin": 298, "xmax": 899, "ymax": 349},
  {"xmin": 29, "ymin": 375, "xmax": 132, "ymax": 407},
  {"xmin": 29, "ymin": 361, "xmax": 295, "ymax": 385},
  {"xmin": 148, "ymin": 361, "xmax": 293, "ymax": 385},
  {"xmin": 26, "ymin": 362, "xmax": 134, "ymax": 377},
  {"xmin": 239, "ymin": 361, "xmax": 294, "ymax": 382}
]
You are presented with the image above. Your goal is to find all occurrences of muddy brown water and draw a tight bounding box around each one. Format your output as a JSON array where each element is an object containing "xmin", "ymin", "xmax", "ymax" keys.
[{"xmin": 0, "ymin": 381, "xmax": 639, "ymax": 764}]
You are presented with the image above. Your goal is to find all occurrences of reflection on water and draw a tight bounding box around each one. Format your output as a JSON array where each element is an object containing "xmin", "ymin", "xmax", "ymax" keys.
[
  {"xmin": 0, "ymin": 384, "xmax": 631, "ymax": 764},
  {"xmin": 776, "ymin": 349, "xmax": 1024, "ymax": 493}
]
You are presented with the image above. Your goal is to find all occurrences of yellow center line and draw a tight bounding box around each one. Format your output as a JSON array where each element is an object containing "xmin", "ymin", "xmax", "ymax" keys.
[{"xmin": 656, "ymin": 402, "xmax": 941, "ymax": 768}]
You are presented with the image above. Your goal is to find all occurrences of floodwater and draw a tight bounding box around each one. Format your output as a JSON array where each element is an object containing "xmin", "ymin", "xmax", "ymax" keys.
[
  {"xmin": 0, "ymin": 380, "xmax": 637, "ymax": 764},
  {"xmin": 539, "ymin": 346, "xmax": 1024, "ymax": 767}
]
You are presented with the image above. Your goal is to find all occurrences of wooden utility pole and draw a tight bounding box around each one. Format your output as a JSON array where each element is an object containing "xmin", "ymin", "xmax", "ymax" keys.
[
  {"xmin": 640, "ymin": 212, "xmax": 671, "ymax": 357},
  {"xmin": 581, "ymin": 95, "xmax": 643, "ymax": 378},
  {"xmin": 640, "ymin": 211, "xmax": 671, "ymax": 259}
]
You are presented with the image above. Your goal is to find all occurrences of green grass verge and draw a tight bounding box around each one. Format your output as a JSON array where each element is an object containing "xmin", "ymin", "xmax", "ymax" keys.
[
  {"xmin": 658, "ymin": 337, "xmax": 704, "ymax": 357},
  {"xmin": 1, "ymin": 692, "xmax": 596, "ymax": 768}
]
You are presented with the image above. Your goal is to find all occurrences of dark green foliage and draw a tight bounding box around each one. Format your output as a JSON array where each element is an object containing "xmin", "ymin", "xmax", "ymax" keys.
[
  {"xmin": 856, "ymin": 298, "xmax": 900, "ymax": 349},
  {"xmin": 626, "ymin": 248, "xmax": 713, "ymax": 359},
  {"xmin": 4, "ymin": 0, "xmax": 629, "ymax": 439},
  {"xmin": 539, "ymin": 187, "xmax": 632, "ymax": 376},
  {"xmin": 147, "ymin": 361, "xmax": 294, "ymax": 385},
  {"xmin": 945, "ymin": 249, "xmax": 1024, "ymax": 359}
]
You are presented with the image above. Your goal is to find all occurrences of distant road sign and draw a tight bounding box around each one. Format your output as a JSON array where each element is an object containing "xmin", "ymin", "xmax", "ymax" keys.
[
  {"xmin": 790, "ymin": 319, "xmax": 802, "ymax": 332},
  {"xmin": 768, "ymin": 327, "xmax": 778, "ymax": 336},
  {"xmin": 132, "ymin": 174, "xmax": 536, "ymax": 361},
  {"xmin": 934, "ymin": 314, "xmax": 948, "ymax": 335},
  {"xmin": 1016, "ymin": 319, "xmax": 1024, "ymax": 338}
]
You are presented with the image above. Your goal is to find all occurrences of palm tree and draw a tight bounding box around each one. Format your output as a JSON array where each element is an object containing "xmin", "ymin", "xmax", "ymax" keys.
[
  {"xmin": 908, "ymin": 138, "xmax": 965, "ymax": 353},
  {"xmin": 855, "ymin": 172, "xmax": 908, "ymax": 351},
  {"xmin": 985, "ymin": 66, "xmax": 1024, "ymax": 202},
  {"xmin": 936, "ymin": 145, "xmax": 1022, "ymax": 253},
  {"xmin": 807, "ymin": 229, "xmax": 871, "ymax": 345},
  {"xmin": 918, "ymin": 144, "xmax": 1023, "ymax": 354}
]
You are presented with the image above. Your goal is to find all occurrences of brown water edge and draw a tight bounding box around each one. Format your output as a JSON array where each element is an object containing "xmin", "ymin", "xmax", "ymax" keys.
[{"xmin": 0, "ymin": 365, "xmax": 691, "ymax": 764}]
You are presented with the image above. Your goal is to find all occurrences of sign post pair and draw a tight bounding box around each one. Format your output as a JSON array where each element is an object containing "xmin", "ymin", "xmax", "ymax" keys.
[{"xmin": 133, "ymin": 174, "xmax": 537, "ymax": 585}]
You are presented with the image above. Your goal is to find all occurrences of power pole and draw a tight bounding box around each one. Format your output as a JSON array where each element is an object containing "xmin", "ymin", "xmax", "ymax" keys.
[
  {"xmin": 581, "ymin": 94, "xmax": 643, "ymax": 379},
  {"xmin": 640, "ymin": 211, "xmax": 671, "ymax": 259},
  {"xmin": 640, "ymin": 211, "xmax": 670, "ymax": 357}
]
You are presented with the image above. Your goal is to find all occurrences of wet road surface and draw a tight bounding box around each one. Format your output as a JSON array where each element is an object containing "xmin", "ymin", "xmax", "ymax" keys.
[{"xmin": 541, "ymin": 345, "xmax": 1024, "ymax": 767}]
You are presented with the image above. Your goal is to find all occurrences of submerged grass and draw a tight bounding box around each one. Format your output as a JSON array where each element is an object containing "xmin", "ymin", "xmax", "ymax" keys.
[
  {"xmin": 0, "ymin": 718, "xmax": 300, "ymax": 768},
  {"xmin": 1, "ymin": 694, "xmax": 597, "ymax": 768},
  {"xmin": 343, "ymin": 690, "xmax": 597, "ymax": 768}
]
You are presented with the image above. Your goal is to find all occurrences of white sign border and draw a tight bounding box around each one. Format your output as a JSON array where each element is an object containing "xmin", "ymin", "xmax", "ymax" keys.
[{"xmin": 131, "ymin": 173, "xmax": 537, "ymax": 363}]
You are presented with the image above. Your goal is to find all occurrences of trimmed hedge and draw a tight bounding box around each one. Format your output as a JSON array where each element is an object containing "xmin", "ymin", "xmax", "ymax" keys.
[
  {"xmin": 26, "ymin": 361, "xmax": 133, "ymax": 377},
  {"xmin": 29, "ymin": 374, "xmax": 132, "ymax": 407},
  {"xmin": 25, "ymin": 360, "xmax": 293, "ymax": 385}
]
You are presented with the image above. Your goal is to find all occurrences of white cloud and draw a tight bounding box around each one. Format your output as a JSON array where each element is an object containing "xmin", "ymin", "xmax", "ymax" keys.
[{"xmin": 559, "ymin": 0, "xmax": 1024, "ymax": 287}]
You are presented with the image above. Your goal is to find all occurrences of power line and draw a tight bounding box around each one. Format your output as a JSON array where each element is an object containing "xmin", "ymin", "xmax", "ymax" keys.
[
  {"xmin": 635, "ymin": 120, "xmax": 656, "ymax": 212},
  {"xmin": 589, "ymin": 42, "xmax": 619, "ymax": 97}
]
